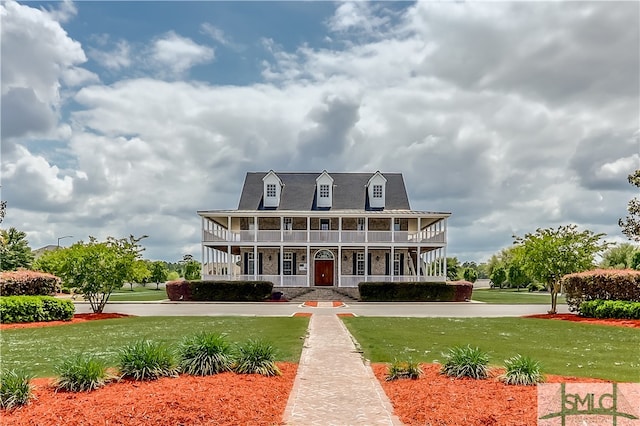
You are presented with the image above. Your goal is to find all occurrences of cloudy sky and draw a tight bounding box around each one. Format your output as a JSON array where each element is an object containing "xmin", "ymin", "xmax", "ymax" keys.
[{"xmin": 1, "ymin": 0, "xmax": 639, "ymax": 264}]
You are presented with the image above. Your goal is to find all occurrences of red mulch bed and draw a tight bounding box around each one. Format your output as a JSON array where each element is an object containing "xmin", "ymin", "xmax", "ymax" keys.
[
  {"xmin": 302, "ymin": 301, "xmax": 318, "ymax": 307},
  {"xmin": 0, "ymin": 364, "xmax": 297, "ymax": 426},
  {"xmin": 374, "ymin": 363, "xmax": 609, "ymax": 426},
  {"xmin": 523, "ymin": 313, "xmax": 640, "ymax": 328},
  {"xmin": 293, "ymin": 312, "xmax": 313, "ymax": 317},
  {"xmin": 0, "ymin": 313, "xmax": 133, "ymax": 330}
]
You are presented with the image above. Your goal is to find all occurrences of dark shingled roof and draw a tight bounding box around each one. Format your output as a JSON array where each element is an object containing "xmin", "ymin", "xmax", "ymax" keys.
[{"xmin": 237, "ymin": 172, "xmax": 411, "ymax": 211}]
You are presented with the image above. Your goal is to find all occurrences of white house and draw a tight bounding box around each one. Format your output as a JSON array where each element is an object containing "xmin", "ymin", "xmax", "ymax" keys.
[{"xmin": 197, "ymin": 171, "xmax": 450, "ymax": 287}]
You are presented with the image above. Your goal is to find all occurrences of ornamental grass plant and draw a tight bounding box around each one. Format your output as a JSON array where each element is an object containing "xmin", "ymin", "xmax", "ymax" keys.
[
  {"xmin": 178, "ymin": 332, "xmax": 234, "ymax": 376},
  {"xmin": 234, "ymin": 339, "xmax": 281, "ymax": 376},
  {"xmin": 118, "ymin": 340, "xmax": 179, "ymax": 381},
  {"xmin": 54, "ymin": 353, "xmax": 110, "ymax": 392},
  {"xmin": 386, "ymin": 358, "xmax": 422, "ymax": 381},
  {"xmin": 500, "ymin": 354, "xmax": 544, "ymax": 385},
  {"xmin": 440, "ymin": 345, "xmax": 489, "ymax": 379},
  {"xmin": 0, "ymin": 369, "xmax": 33, "ymax": 410}
]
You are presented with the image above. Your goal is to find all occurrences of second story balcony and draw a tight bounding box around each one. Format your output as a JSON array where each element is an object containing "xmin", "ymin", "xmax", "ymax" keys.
[{"xmin": 202, "ymin": 229, "xmax": 446, "ymax": 245}]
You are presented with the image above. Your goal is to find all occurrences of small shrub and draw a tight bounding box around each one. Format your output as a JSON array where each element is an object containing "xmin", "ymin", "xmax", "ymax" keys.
[
  {"xmin": 118, "ymin": 340, "xmax": 179, "ymax": 381},
  {"xmin": 440, "ymin": 345, "xmax": 489, "ymax": 379},
  {"xmin": 178, "ymin": 332, "xmax": 234, "ymax": 376},
  {"xmin": 0, "ymin": 296, "xmax": 74, "ymax": 324},
  {"xmin": 234, "ymin": 340, "xmax": 281, "ymax": 376},
  {"xmin": 54, "ymin": 353, "xmax": 110, "ymax": 392},
  {"xmin": 579, "ymin": 299, "xmax": 640, "ymax": 319},
  {"xmin": 500, "ymin": 355, "xmax": 544, "ymax": 385},
  {"xmin": 386, "ymin": 358, "xmax": 422, "ymax": 381},
  {"xmin": 0, "ymin": 369, "xmax": 33, "ymax": 410},
  {"xmin": 0, "ymin": 270, "xmax": 61, "ymax": 296}
]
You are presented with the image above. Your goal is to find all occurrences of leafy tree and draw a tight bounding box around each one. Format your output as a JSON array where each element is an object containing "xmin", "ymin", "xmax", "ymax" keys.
[
  {"xmin": 150, "ymin": 261, "xmax": 169, "ymax": 290},
  {"xmin": 37, "ymin": 235, "xmax": 146, "ymax": 313},
  {"xmin": 446, "ymin": 257, "xmax": 460, "ymax": 281},
  {"xmin": 0, "ymin": 227, "xmax": 34, "ymax": 271},
  {"xmin": 126, "ymin": 259, "xmax": 151, "ymax": 290},
  {"xmin": 631, "ymin": 251, "xmax": 640, "ymax": 270},
  {"xmin": 462, "ymin": 267, "xmax": 478, "ymax": 283},
  {"xmin": 513, "ymin": 225, "xmax": 610, "ymax": 314},
  {"xmin": 0, "ymin": 200, "xmax": 6, "ymax": 223},
  {"xmin": 507, "ymin": 263, "xmax": 528, "ymax": 291},
  {"xmin": 490, "ymin": 266, "xmax": 507, "ymax": 289},
  {"xmin": 619, "ymin": 169, "xmax": 640, "ymax": 241},
  {"xmin": 599, "ymin": 243, "xmax": 638, "ymax": 269},
  {"xmin": 180, "ymin": 254, "xmax": 201, "ymax": 280}
]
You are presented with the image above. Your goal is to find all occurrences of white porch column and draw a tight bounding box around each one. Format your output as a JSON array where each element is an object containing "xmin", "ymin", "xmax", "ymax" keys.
[
  {"xmin": 417, "ymin": 246, "xmax": 421, "ymax": 281},
  {"xmin": 443, "ymin": 218, "xmax": 447, "ymax": 280},
  {"xmin": 254, "ymin": 216, "xmax": 258, "ymax": 242},
  {"xmin": 253, "ymin": 245, "xmax": 258, "ymax": 280},
  {"xmin": 364, "ymin": 246, "xmax": 368, "ymax": 282},
  {"xmin": 280, "ymin": 217, "xmax": 284, "ymax": 243},
  {"xmin": 306, "ymin": 245, "xmax": 311, "ymax": 287},
  {"xmin": 391, "ymin": 216, "xmax": 394, "ymax": 243},
  {"xmin": 280, "ymin": 246, "xmax": 283, "ymax": 287},
  {"xmin": 390, "ymin": 246, "xmax": 394, "ymax": 280},
  {"xmin": 365, "ymin": 217, "xmax": 369, "ymax": 243},
  {"xmin": 338, "ymin": 216, "xmax": 342, "ymax": 243},
  {"xmin": 338, "ymin": 246, "xmax": 342, "ymax": 287},
  {"xmin": 227, "ymin": 216, "xmax": 232, "ymax": 242}
]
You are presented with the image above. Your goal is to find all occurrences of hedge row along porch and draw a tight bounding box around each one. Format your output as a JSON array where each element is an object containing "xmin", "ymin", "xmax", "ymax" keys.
[{"xmin": 197, "ymin": 171, "xmax": 450, "ymax": 287}]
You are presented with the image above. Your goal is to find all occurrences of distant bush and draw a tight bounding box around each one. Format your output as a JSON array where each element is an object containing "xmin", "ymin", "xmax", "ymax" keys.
[
  {"xmin": 386, "ymin": 358, "xmax": 422, "ymax": 381},
  {"xmin": 440, "ymin": 345, "xmax": 489, "ymax": 380},
  {"xmin": 54, "ymin": 354, "xmax": 110, "ymax": 392},
  {"xmin": 118, "ymin": 340, "xmax": 179, "ymax": 381},
  {"xmin": 0, "ymin": 369, "xmax": 33, "ymax": 410},
  {"xmin": 0, "ymin": 270, "xmax": 61, "ymax": 296},
  {"xmin": 500, "ymin": 355, "xmax": 544, "ymax": 386},
  {"xmin": 178, "ymin": 332, "xmax": 234, "ymax": 376},
  {"xmin": 358, "ymin": 281, "xmax": 472, "ymax": 302},
  {"xmin": 579, "ymin": 299, "xmax": 640, "ymax": 319},
  {"xmin": 166, "ymin": 280, "xmax": 273, "ymax": 302},
  {"xmin": 562, "ymin": 269, "xmax": 640, "ymax": 311},
  {"xmin": 0, "ymin": 296, "xmax": 74, "ymax": 324},
  {"xmin": 234, "ymin": 340, "xmax": 281, "ymax": 376}
]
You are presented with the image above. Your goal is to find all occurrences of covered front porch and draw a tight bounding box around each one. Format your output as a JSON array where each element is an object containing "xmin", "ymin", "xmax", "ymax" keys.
[{"xmin": 202, "ymin": 246, "xmax": 447, "ymax": 287}]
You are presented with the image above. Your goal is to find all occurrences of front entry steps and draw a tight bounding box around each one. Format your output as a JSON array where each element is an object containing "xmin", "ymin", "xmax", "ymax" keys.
[{"xmin": 286, "ymin": 287, "xmax": 359, "ymax": 302}]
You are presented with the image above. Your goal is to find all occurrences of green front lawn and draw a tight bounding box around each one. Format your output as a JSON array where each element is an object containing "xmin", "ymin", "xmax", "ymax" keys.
[
  {"xmin": 0, "ymin": 316, "xmax": 309, "ymax": 377},
  {"xmin": 342, "ymin": 317, "xmax": 640, "ymax": 382},
  {"xmin": 108, "ymin": 286, "xmax": 169, "ymax": 301},
  {"xmin": 471, "ymin": 288, "xmax": 566, "ymax": 304}
]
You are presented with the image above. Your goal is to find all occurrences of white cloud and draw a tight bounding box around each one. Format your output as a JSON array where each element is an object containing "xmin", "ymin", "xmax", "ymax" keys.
[
  {"xmin": 1, "ymin": 1, "xmax": 638, "ymax": 263},
  {"xmin": 89, "ymin": 40, "xmax": 132, "ymax": 71},
  {"xmin": 150, "ymin": 31, "xmax": 215, "ymax": 77}
]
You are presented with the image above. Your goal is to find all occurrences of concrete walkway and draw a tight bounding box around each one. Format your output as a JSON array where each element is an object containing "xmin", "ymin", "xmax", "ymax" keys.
[{"xmin": 283, "ymin": 314, "xmax": 403, "ymax": 426}]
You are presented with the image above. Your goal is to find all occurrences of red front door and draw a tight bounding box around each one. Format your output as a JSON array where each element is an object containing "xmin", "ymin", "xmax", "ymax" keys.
[{"xmin": 314, "ymin": 260, "xmax": 333, "ymax": 286}]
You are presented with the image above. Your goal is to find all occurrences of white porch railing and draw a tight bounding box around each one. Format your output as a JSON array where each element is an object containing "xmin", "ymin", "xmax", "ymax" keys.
[
  {"xmin": 204, "ymin": 230, "xmax": 446, "ymax": 244},
  {"xmin": 201, "ymin": 274, "xmax": 445, "ymax": 287}
]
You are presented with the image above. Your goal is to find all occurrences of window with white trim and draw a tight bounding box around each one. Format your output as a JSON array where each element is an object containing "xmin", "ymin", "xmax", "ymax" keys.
[
  {"xmin": 266, "ymin": 184, "xmax": 276, "ymax": 198},
  {"xmin": 284, "ymin": 217, "xmax": 292, "ymax": 230},
  {"xmin": 356, "ymin": 252, "xmax": 365, "ymax": 275},
  {"xmin": 319, "ymin": 184, "xmax": 330, "ymax": 198},
  {"xmin": 373, "ymin": 184, "xmax": 383, "ymax": 198},
  {"xmin": 394, "ymin": 252, "xmax": 401, "ymax": 276},
  {"xmin": 247, "ymin": 252, "xmax": 255, "ymax": 275},
  {"xmin": 394, "ymin": 218, "xmax": 401, "ymax": 231},
  {"xmin": 283, "ymin": 252, "xmax": 293, "ymax": 275},
  {"xmin": 357, "ymin": 218, "xmax": 365, "ymax": 231}
]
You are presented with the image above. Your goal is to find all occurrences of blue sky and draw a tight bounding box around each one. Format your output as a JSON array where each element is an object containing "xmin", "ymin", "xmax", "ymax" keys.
[{"xmin": 1, "ymin": 0, "xmax": 639, "ymax": 263}]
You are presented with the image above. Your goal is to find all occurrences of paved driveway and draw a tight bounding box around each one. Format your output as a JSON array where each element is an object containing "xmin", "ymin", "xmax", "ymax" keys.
[{"xmin": 75, "ymin": 301, "xmax": 569, "ymax": 317}]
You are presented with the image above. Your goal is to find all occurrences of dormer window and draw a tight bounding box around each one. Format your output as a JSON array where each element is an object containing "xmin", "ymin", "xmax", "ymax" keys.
[
  {"xmin": 262, "ymin": 170, "xmax": 283, "ymax": 208},
  {"xmin": 367, "ymin": 171, "xmax": 387, "ymax": 209},
  {"xmin": 320, "ymin": 184, "xmax": 330, "ymax": 198},
  {"xmin": 316, "ymin": 170, "xmax": 334, "ymax": 208},
  {"xmin": 266, "ymin": 184, "xmax": 276, "ymax": 198}
]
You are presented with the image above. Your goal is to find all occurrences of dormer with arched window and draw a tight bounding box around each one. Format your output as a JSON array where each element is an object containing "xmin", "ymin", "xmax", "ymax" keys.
[
  {"xmin": 367, "ymin": 171, "xmax": 387, "ymax": 209},
  {"xmin": 316, "ymin": 170, "xmax": 334, "ymax": 208},
  {"xmin": 263, "ymin": 170, "xmax": 283, "ymax": 208}
]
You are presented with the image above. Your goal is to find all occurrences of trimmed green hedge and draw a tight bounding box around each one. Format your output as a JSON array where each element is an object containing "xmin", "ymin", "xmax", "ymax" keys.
[
  {"xmin": 579, "ymin": 299, "xmax": 640, "ymax": 319},
  {"xmin": 358, "ymin": 281, "xmax": 473, "ymax": 302},
  {"xmin": 0, "ymin": 296, "xmax": 75, "ymax": 324},
  {"xmin": 562, "ymin": 269, "xmax": 640, "ymax": 311},
  {"xmin": 166, "ymin": 280, "xmax": 273, "ymax": 302},
  {"xmin": 0, "ymin": 270, "xmax": 61, "ymax": 296}
]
